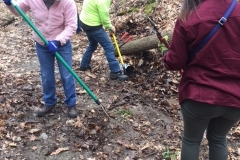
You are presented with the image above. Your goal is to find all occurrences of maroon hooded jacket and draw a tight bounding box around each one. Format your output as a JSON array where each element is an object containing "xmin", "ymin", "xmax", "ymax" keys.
[{"xmin": 164, "ymin": 0, "xmax": 240, "ymax": 108}]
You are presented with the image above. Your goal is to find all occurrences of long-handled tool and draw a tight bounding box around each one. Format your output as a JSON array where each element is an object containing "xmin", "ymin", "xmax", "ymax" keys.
[
  {"xmin": 10, "ymin": 1, "xmax": 110, "ymax": 119},
  {"xmin": 147, "ymin": 16, "xmax": 169, "ymax": 48},
  {"xmin": 147, "ymin": 16, "xmax": 184, "ymax": 75},
  {"xmin": 112, "ymin": 33, "xmax": 134, "ymax": 77},
  {"xmin": 119, "ymin": 32, "xmax": 133, "ymax": 48}
]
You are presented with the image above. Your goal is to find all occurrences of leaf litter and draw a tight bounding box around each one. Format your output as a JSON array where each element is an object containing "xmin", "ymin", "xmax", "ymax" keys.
[{"xmin": 0, "ymin": 0, "xmax": 240, "ymax": 160}]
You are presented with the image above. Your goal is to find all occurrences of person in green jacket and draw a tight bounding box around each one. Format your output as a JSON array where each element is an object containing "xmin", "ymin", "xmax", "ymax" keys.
[{"xmin": 79, "ymin": 0, "xmax": 128, "ymax": 80}]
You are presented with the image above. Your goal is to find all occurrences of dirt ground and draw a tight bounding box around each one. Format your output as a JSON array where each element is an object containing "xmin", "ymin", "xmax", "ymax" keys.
[{"xmin": 0, "ymin": 1, "xmax": 240, "ymax": 160}]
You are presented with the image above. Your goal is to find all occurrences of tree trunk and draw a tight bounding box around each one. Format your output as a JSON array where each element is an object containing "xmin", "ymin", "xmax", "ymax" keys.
[{"xmin": 117, "ymin": 35, "xmax": 160, "ymax": 55}]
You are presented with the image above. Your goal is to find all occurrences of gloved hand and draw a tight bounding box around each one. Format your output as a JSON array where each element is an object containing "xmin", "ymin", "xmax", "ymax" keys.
[
  {"xmin": 158, "ymin": 35, "xmax": 169, "ymax": 56},
  {"xmin": 3, "ymin": 0, "xmax": 11, "ymax": 5},
  {"xmin": 47, "ymin": 40, "xmax": 60, "ymax": 55},
  {"xmin": 109, "ymin": 26, "xmax": 116, "ymax": 34}
]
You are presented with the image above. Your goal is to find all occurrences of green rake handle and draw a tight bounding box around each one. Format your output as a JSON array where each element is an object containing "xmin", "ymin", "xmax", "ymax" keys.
[{"xmin": 11, "ymin": 1, "xmax": 101, "ymax": 105}]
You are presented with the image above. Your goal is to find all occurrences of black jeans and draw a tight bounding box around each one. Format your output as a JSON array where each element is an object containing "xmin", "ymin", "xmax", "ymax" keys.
[{"xmin": 181, "ymin": 100, "xmax": 240, "ymax": 160}]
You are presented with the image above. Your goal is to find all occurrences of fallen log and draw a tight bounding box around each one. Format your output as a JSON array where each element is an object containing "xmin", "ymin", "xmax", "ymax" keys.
[
  {"xmin": 117, "ymin": 32, "xmax": 173, "ymax": 55},
  {"xmin": 117, "ymin": 35, "xmax": 160, "ymax": 55}
]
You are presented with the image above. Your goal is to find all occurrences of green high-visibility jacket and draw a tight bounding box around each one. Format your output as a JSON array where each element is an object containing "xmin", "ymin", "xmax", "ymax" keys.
[{"xmin": 80, "ymin": 0, "xmax": 113, "ymax": 30}]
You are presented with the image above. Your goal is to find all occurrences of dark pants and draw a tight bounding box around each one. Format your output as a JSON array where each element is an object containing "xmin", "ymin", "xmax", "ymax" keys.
[{"xmin": 181, "ymin": 100, "xmax": 240, "ymax": 160}]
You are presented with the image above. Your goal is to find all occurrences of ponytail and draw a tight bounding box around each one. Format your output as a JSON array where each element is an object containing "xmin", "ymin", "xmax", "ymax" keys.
[{"xmin": 179, "ymin": 0, "xmax": 202, "ymax": 21}]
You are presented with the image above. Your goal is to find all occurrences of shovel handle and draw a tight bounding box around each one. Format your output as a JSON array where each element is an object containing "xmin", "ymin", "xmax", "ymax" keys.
[{"xmin": 112, "ymin": 33, "xmax": 124, "ymax": 65}]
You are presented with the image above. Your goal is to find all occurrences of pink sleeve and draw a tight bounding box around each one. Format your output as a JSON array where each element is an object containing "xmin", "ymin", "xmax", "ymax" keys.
[
  {"xmin": 55, "ymin": 0, "xmax": 77, "ymax": 44},
  {"xmin": 7, "ymin": 0, "xmax": 30, "ymax": 16}
]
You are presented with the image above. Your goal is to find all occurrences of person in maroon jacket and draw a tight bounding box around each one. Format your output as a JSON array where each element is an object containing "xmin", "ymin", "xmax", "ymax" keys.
[{"xmin": 162, "ymin": 0, "xmax": 240, "ymax": 159}]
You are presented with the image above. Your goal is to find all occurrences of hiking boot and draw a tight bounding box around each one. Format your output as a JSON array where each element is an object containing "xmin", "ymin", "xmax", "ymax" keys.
[
  {"xmin": 110, "ymin": 71, "xmax": 120, "ymax": 80},
  {"xmin": 68, "ymin": 105, "xmax": 79, "ymax": 118},
  {"xmin": 110, "ymin": 71, "xmax": 129, "ymax": 81},
  {"xmin": 36, "ymin": 105, "xmax": 55, "ymax": 117},
  {"xmin": 79, "ymin": 66, "xmax": 91, "ymax": 71}
]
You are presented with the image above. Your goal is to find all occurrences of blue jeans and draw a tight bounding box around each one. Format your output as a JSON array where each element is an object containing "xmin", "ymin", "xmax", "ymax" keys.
[
  {"xmin": 35, "ymin": 40, "xmax": 76, "ymax": 107},
  {"xmin": 181, "ymin": 100, "xmax": 240, "ymax": 160},
  {"xmin": 80, "ymin": 27, "xmax": 120, "ymax": 73}
]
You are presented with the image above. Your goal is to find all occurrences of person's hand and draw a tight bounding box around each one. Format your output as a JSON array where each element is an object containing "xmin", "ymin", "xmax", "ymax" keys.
[
  {"xmin": 109, "ymin": 26, "xmax": 116, "ymax": 34},
  {"xmin": 3, "ymin": 0, "xmax": 11, "ymax": 5},
  {"xmin": 47, "ymin": 40, "xmax": 60, "ymax": 55},
  {"xmin": 158, "ymin": 35, "xmax": 169, "ymax": 56}
]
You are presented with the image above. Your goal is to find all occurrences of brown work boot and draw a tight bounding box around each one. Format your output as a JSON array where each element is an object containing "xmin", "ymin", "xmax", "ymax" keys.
[
  {"xmin": 36, "ymin": 105, "xmax": 55, "ymax": 117},
  {"xmin": 68, "ymin": 105, "xmax": 79, "ymax": 118}
]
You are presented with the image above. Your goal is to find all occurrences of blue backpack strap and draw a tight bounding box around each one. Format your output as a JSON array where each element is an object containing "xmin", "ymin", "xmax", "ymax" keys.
[{"xmin": 188, "ymin": 0, "xmax": 237, "ymax": 61}]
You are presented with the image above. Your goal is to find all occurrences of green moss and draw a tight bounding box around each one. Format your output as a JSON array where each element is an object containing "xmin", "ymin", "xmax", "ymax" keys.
[
  {"xmin": 116, "ymin": 7, "xmax": 138, "ymax": 16},
  {"xmin": 117, "ymin": 109, "xmax": 132, "ymax": 119},
  {"xmin": 144, "ymin": 2, "xmax": 155, "ymax": 15},
  {"xmin": 128, "ymin": 7, "xmax": 138, "ymax": 13}
]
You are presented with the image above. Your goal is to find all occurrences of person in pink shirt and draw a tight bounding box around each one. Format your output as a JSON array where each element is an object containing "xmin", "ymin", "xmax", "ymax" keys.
[
  {"xmin": 3, "ymin": 0, "xmax": 79, "ymax": 118},
  {"xmin": 162, "ymin": 0, "xmax": 240, "ymax": 159}
]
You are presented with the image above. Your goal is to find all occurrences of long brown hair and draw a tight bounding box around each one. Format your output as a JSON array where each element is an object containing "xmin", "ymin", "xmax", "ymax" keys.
[{"xmin": 179, "ymin": 0, "xmax": 202, "ymax": 21}]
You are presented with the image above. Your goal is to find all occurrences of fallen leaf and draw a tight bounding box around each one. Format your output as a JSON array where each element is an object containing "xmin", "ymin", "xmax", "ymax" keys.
[
  {"xmin": 50, "ymin": 147, "xmax": 69, "ymax": 155},
  {"xmin": 29, "ymin": 128, "xmax": 42, "ymax": 134},
  {"xmin": 117, "ymin": 140, "xmax": 136, "ymax": 150},
  {"xmin": 32, "ymin": 146, "xmax": 37, "ymax": 150},
  {"xmin": 19, "ymin": 122, "xmax": 25, "ymax": 129},
  {"xmin": 66, "ymin": 119, "xmax": 75, "ymax": 125},
  {"xmin": 30, "ymin": 134, "xmax": 37, "ymax": 141},
  {"xmin": 140, "ymin": 142, "xmax": 150, "ymax": 150},
  {"xmin": 138, "ymin": 59, "xmax": 143, "ymax": 66},
  {"xmin": 78, "ymin": 90, "xmax": 86, "ymax": 94},
  {"xmin": 74, "ymin": 117, "xmax": 83, "ymax": 128},
  {"xmin": 86, "ymin": 72, "xmax": 96, "ymax": 78},
  {"xmin": 9, "ymin": 142, "xmax": 17, "ymax": 147}
]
